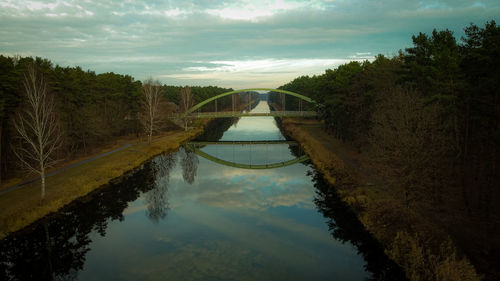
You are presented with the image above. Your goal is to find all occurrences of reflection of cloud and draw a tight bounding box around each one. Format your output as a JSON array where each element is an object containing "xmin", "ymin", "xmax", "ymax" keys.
[
  {"xmin": 125, "ymin": 204, "xmax": 365, "ymax": 280},
  {"xmin": 169, "ymin": 103, "xmax": 313, "ymax": 210},
  {"xmin": 77, "ymin": 110, "xmax": 370, "ymax": 280},
  {"xmin": 169, "ymin": 161, "xmax": 314, "ymax": 211},
  {"xmin": 122, "ymin": 204, "xmax": 147, "ymax": 215}
]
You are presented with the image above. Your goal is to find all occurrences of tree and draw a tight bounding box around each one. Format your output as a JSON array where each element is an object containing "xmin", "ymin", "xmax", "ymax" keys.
[
  {"xmin": 370, "ymin": 87, "xmax": 450, "ymax": 208},
  {"xmin": 180, "ymin": 86, "xmax": 193, "ymax": 130},
  {"xmin": 140, "ymin": 78, "xmax": 164, "ymax": 143},
  {"xmin": 13, "ymin": 64, "xmax": 61, "ymax": 203},
  {"xmin": 0, "ymin": 55, "xmax": 21, "ymax": 184},
  {"xmin": 459, "ymin": 20, "xmax": 500, "ymax": 214}
]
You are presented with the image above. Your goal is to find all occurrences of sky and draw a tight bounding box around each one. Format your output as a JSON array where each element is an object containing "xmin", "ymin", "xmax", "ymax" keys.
[{"xmin": 0, "ymin": 1, "xmax": 498, "ymax": 89}]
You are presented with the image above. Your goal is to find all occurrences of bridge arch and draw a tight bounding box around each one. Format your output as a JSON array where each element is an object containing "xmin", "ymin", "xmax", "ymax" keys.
[
  {"xmin": 185, "ymin": 143, "xmax": 310, "ymax": 170},
  {"xmin": 183, "ymin": 88, "xmax": 315, "ymax": 116}
]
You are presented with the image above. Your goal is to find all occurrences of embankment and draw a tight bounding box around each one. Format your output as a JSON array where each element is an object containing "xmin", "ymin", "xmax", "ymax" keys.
[
  {"xmin": 0, "ymin": 126, "xmax": 205, "ymax": 238},
  {"xmin": 280, "ymin": 118, "xmax": 482, "ymax": 281}
]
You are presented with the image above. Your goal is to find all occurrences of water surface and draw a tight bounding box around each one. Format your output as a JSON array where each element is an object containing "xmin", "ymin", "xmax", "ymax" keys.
[{"xmin": 0, "ymin": 101, "xmax": 405, "ymax": 280}]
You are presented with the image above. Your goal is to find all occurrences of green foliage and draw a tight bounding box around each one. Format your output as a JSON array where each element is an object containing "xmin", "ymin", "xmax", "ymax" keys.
[
  {"xmin": 163, "ymin": 85, "xmax": 233, "ymax": 112},
  {"xmin": 276, "ymin": 20, "xmax": 499, "ymax": 280},
  {"xmin": 0, "ymin": 56, "xmax": 235, "ymax": 181},
  {"xmin": 272, "ymin": 56, "xmax": 402, "ymax": 145}
]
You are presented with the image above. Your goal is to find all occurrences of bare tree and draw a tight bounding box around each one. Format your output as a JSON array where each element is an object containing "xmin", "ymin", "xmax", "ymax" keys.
[
  {"xmin": 141, "ymin": 78, "xmax": 164, "ymax": 143},
  {"xmin": 180, "ymin": 86, "xmax": 193, "ymax": 130},
  {"xmin": 13, "ymin": 64, "xmax": 61, "ymax": 203}
]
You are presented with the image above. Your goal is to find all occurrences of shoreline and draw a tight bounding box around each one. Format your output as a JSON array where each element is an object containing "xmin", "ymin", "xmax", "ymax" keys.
[
  {"xmin": 279, "ymin": 118, "xmax": 482, "ymax": 280},
  {"xmin": 0, "ymin": 126, "xmax": 205, "ymax": 239}
]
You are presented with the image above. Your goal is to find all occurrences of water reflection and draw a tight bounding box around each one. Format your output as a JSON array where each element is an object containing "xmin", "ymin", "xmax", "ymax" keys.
[
  {"xmin": 311, "ymin": 170, "xmax": 407, "ymax": 281},
  {"xmin": 0, "ymin": 161, "xmax": 158, "ymax": 281},
  {"xmin": 179, "ymin": 148, "xmax": 199, "ymax": 185},
  {"xmin": 0, "ymin": 101, "xmax": 405, "ymax": 280},
  {"xmin": 145, "ymin": 154, "xmax": 177, "ymax": 223},
  {"xmin": 185, "ymin": 141, "xmax": 309, "ymax": 170}
]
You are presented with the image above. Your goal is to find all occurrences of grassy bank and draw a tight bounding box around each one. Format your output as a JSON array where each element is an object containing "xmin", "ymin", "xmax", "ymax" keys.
[
  {"xmin": 281, "ymin": 118, "xmax": 482, "ymax": 281},
  {"xmin": 0, "ymin": 126, "xmax": 204, "ymax": 239}
]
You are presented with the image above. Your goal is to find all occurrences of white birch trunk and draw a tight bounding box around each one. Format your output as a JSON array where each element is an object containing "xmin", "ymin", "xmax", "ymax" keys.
[{"xmin": 13, "ymin": 63, "xmax": 61, "ymax": 204}]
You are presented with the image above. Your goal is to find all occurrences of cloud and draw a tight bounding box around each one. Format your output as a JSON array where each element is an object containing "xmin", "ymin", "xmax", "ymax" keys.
[
  {"xmin": 0, "ymin": 0, "xmax": 498, "ymax": 88},
  {"xmin": 162, "ymin": 58, "xmax": 362, "ymax": 88},
  {"xmin": 205, "ymin": 0, "xmax": 327, "ymax": 22}
]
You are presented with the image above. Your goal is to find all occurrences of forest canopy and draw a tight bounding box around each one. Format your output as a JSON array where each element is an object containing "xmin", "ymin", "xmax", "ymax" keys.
[{"xmin": 0, "ymin": 56, "xmax": 232, "ymax": 183}]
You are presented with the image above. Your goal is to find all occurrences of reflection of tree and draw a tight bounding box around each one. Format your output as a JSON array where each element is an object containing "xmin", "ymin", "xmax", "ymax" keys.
[
  {"xmin": 311, "ymin": 170, "xmax": 407, "ymax": 281},
  {"xmin": 145, "ymin": 154, "xmax": 177, "ymax": 223},
  {"xmin": 272, "ymin": 115, "xmax": 311, "ymax": 165},
  {"xmin": 180, "ymin": 147, "xmax": 199, "ymax": 185},
  {"xmin": 194, "ymin": 117, "xmax": 239, "ymax": 141},
  {"xmin": 0, "ymin": 159, "xmax": 159, "ymax": 281}
]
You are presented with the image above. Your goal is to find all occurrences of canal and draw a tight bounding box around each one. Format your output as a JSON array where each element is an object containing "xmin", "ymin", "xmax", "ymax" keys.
[{"xmin": 0, "ymin": 101, "xmax": 405, "ymax": 280}]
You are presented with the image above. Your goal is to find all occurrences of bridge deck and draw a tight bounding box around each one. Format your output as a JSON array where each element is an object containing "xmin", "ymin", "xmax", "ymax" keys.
[{"xmin": 178, "ymin": 111, "xmax": 317, "ymax": 118}]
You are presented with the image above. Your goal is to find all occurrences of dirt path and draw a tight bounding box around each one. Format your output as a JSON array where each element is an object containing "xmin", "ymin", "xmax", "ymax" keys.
[{"xmin": 0, "ymin": 143, "xmax": 134, "ymax": 196}]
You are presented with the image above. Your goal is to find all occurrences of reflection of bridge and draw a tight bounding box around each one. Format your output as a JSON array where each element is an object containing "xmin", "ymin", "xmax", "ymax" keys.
[
  {"xmin": 188, "ymin": 140, "xmax": 299, "ymax": 145},
  {"xmin": 185, "ymin": 140, "xmax": 309, "ymax": 169},
  {"xmin": 180, "ymin": 88, "xmax": 317, "ymax": 119}
]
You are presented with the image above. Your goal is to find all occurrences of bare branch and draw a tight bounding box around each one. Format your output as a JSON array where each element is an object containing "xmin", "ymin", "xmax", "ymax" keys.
[
  {"xmin": 12, "ymin": 63, "xmax": 62, "ymax": 202},
  {"xmin": 140, "ymin": 77, "xmax": 165, "ymax": 143}
]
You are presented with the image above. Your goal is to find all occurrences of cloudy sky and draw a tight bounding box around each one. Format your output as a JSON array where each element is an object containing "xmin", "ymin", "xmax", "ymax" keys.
[{"xmin": 0, "ymin": 1, "xmax": 498, "ymax": 88}]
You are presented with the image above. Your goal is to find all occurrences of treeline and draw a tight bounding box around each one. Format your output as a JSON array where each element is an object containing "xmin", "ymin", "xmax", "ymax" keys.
[
  {"xmin": 272, "ymin": 21, "xmax": 499, "ymax": 280},
  {"xmin": 0, "ymin": 56, "xmax": 232, "ymax": 183},
  {"xmin": 273, "ymin": 20, "xmax": 499, "ymax": 213}
]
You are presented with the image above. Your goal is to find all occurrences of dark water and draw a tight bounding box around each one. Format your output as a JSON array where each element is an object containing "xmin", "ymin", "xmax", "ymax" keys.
[{"xmin": 0, "ymin": 102, "xmax": 405, "ymax": 281}]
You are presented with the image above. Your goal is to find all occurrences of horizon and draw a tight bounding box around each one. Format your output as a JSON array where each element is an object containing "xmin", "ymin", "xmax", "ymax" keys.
[{"xmin": 1, "ymin": 0, "xmax": 499, "ymax": 89}]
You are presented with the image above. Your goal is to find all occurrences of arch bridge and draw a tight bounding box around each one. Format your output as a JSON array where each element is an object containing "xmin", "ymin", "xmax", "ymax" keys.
[{"xmin": 181, "ymin": 88, "xmax": 317, "ymax": 118}]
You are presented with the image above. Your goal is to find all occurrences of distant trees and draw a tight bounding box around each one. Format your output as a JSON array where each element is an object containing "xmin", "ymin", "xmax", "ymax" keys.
[
  {"xmin": 274, "ymin": 21, "xmax": 499, "ymax": 215},
  {"xmin": 141, "ymin": 78, "xmax": 164, "ymax": 143},
  {"xmin": 0, "ymin": 55, "xmax": 234, "ymax": 183},
  {"xmin": 0, "ymin": 56, "xmax": 20, "ymax": 184},
  {"xmin": 13, "ymin": 64, "xmax": 61, "ymax": 203},
  {"xmin": 51, "ymin": 65, "xmax": 142, "ymax": 154}
]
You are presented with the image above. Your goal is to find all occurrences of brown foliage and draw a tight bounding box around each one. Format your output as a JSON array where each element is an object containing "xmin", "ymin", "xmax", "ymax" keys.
[
  {"xmin": 370, "ymin": 87, "xmax": 451, "ymax": 208},
  {"xmin": 388, "ymin": 231, "xmax": 481, "ymax": 281}
]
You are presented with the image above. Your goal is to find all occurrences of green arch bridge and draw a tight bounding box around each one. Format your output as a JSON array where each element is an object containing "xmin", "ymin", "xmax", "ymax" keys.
[{"xmin": 180, "ymin": 88, "xmax": 317, "ymax": 118}]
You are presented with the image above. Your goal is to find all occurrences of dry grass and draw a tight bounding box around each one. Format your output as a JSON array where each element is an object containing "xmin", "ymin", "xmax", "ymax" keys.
[
  {"xmin": 281, "ymin": 119, "xmax": 350, "ymax": 186},
  {"xmin": 0, "ymin": 127, "xmax": 203, "ymax": 238},
  {"xmin": 280, "ymin": 118, "xmax": 481, "ymax": 281}
]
